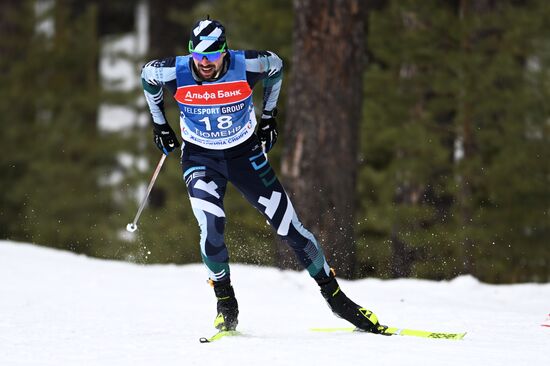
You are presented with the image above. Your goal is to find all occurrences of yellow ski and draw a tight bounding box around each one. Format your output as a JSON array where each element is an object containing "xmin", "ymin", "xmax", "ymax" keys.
[
  {"xmin": 310, "ymin": 326, "xmax": 466, "ymax": 340},
  {"xmin": 199, "ymin": 330, "xmax": 241, "ymax": 343}
]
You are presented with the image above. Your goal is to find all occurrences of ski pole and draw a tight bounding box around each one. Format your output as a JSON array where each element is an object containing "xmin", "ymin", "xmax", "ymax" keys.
[{"xmin": 126, "ymin": 153, "xmax": 167, "ymax": 232}]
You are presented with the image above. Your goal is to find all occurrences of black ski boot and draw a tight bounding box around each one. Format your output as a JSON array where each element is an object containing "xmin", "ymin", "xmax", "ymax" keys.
[
  {"xmin": 318, "ymin": 275, "xmax": 385, "ymax": 334},
  {"xmin": 212, "ymin": 279, "xmax": 239, "ymax": 331}
]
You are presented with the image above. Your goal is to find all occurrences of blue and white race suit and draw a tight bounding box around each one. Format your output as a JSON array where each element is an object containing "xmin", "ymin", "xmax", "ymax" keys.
[{"xmin": 141, "ymin": 50, "xmax": 332, "ymax": 283}]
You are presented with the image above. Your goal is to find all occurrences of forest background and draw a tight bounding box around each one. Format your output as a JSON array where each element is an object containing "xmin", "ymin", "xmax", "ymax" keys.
[{"xmin": 1, "ymin": 0, "xmax": 548, "ymax": 283}]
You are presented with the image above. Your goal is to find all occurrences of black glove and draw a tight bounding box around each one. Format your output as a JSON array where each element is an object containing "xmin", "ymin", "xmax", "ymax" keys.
[
  {"xmin": 257, "ymin": 109, "xmax": 278, "ymax": 153},
  {"xmin": 153, "ymin": 122, "xmax": 180, "ymax": 155}
]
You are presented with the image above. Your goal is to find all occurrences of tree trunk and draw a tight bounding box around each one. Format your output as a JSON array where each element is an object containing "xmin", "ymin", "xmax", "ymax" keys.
[{"xmin": 280, "ymin": 0, "xmax": 365, "ymax": 278}]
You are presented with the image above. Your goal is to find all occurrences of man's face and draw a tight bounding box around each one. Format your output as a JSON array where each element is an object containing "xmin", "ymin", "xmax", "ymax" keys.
[{"xmin": 192, "ymin": 52, "xmax": 226, "ymax": 80}]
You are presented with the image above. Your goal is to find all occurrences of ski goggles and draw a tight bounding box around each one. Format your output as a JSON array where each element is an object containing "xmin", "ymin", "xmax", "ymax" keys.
[{"xmin": 189, "ymin": 41, "xmax": 227, "ymax": 62}]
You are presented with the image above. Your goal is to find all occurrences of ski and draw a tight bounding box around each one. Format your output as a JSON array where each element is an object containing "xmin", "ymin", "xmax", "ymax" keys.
[
  {"xmin": 310, "ymin": 326, "xmax": 466, "ymax": 340},
  {"xmin": 199, "ymin": 330, "xmax": 241, "ymax": 343}
]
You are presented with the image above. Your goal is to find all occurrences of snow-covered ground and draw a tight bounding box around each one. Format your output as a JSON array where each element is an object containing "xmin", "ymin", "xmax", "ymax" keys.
[{"xmin": 1, "ymin": 241, "xmax": 548, "ymax": 366}]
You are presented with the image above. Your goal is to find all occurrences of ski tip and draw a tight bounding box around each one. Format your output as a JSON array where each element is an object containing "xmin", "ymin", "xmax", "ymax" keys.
[{"xmin": 199, "ymin": 337, "xmax": 210, "ymax": 343}]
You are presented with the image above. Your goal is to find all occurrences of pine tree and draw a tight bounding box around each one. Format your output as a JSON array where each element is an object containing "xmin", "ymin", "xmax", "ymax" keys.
[
  {"xmin": 1, "ymin": 1, "xmax": 121, "ymax": 255},
  {"xmin": 0, "ymin": 1, "xmax": 36, "ymax": 239},
  {"xmin": 359, "ymin": 0, "xmax": 550, "ymax": 282}
]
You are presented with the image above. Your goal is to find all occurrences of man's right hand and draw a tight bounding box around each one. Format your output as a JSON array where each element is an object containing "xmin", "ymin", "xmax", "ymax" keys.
[{"xmin": 153, "ymin": 123, "xmax": 180, "ymax": 155}]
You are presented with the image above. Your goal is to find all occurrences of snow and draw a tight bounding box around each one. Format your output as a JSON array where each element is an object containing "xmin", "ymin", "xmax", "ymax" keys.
[{"xmin": 1, "ymin": 241, "xmax": 548, "ymax": 366}]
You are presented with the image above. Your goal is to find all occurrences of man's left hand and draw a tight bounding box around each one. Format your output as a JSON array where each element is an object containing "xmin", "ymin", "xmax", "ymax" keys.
[{"xmin": 257, "ymin": 109, "xmax": 278, "ymax": 153}]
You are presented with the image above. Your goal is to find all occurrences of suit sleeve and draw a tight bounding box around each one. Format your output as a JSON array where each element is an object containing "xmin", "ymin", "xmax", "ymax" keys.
[
  {"xmin": 140, "ymin": 57, "xmax": 177, "ymax": 126},
  {"xmin": 244, "ymin": 50, "xmax": 283, "ymax": 115}
]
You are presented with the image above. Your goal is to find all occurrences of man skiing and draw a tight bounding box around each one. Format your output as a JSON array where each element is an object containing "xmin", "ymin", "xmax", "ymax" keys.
[{"xmin": 141, "ymin": 18, "xmax": 385, "ymax": 334}]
